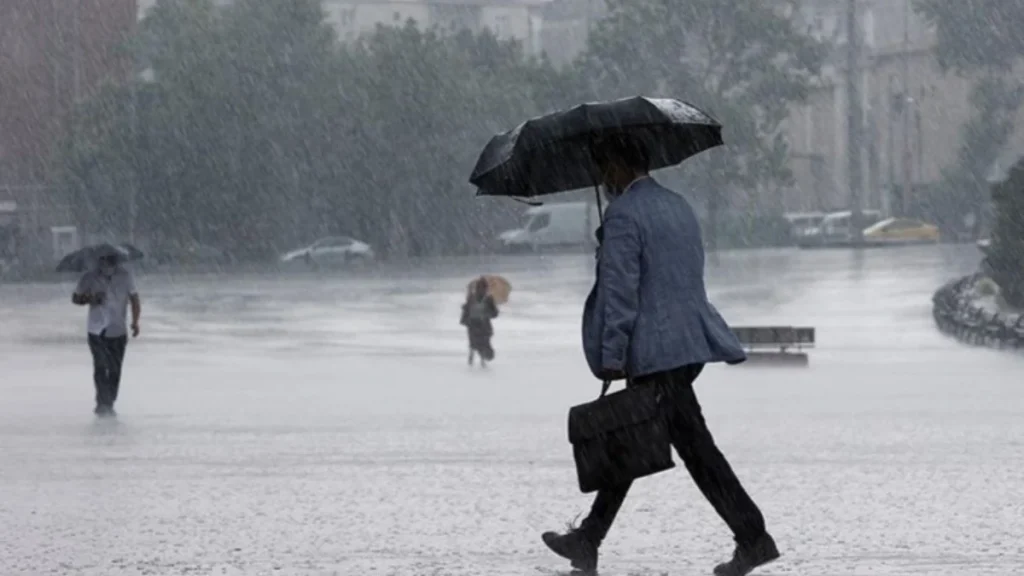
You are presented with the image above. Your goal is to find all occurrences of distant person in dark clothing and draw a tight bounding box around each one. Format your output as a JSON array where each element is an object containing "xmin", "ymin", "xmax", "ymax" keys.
[
  {"xmin": 460, "ymin": 276, "xmax": 499, "ymax": 367},
  {"xmin": 72, "ymin": 252, "xmax": 141, "ymax": 416}
]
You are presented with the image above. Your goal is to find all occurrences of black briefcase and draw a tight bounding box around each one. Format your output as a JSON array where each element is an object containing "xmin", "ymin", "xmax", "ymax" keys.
[{"xmin": 567, "ymin": 380, "xmax": 675, "ymax": 493}]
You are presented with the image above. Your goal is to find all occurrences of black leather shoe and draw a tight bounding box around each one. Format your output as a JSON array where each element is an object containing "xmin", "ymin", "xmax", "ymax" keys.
[
  {"xmin": 713, "ymin": 532, "xmax": 780, "ymax": 576},
  {"xmin": 541, "ymin": 529, "xmax": 598, "ymax": 573}
]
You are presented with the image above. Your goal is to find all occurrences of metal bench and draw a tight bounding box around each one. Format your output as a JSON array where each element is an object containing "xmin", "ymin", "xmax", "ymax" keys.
[{"xmin": 731, "ymin": 326, "xmax": 815, "ymax": 366}]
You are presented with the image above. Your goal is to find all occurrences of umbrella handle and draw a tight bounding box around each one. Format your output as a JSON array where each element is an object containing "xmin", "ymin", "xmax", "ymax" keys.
[{"xmin": 594, "ymin": 185, "xmax": 604, "ymax": 221}]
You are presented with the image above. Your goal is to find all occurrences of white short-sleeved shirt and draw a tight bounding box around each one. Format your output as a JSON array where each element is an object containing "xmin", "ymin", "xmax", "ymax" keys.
[{"xmin": 75, "ymin": 267, "xmax": 138, "ymax": 337}]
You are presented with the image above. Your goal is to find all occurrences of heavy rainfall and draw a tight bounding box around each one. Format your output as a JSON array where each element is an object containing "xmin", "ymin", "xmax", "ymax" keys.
[{"xmin": 1, "ymin": 1, "xmax": 1022, "ymax": 575}]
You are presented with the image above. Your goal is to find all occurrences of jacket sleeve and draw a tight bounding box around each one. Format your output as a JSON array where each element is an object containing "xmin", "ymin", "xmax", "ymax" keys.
[
  {"xmin": 598, "ymin": 209, "xmax": 642, "ymax": 372},
  {"xmin": 487, "ymin": 297, "xmax": 499, "ymax": 318},
  {"xmin": 459, "ymin": 303, "xmax": 469, "ymax": 326}
]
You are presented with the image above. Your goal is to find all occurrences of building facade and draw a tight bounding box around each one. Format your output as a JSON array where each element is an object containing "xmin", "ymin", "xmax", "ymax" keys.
[
  {"xmin": 782, "ymin": 0, "xmax": 1024, "ymax": 216},
  {"xmin": 324, "ymin": 0, "xmax": 547, "ymax": 53},
  {"xmin": 137, "ymin": 0, "xmax": 585, "ymax": 58},
  {"xmin": 0, "ymin": 0, "xmax": 137, "ymax": 264}
]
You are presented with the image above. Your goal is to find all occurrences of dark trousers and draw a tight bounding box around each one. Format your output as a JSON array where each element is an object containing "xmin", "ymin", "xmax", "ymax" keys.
[
  {"xmin": 466, "ymin": 322, "xmax": 495, "ymax": 361},
  {"xmin": 88, "ymin": 333, "xmax": 128, "ymax": 408},
  {"xmin": 580, "ymin": 364, "xmax": 767, "ymax": 546}
]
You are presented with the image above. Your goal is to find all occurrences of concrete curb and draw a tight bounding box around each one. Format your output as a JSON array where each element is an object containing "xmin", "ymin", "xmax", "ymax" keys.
[{"xmin": 932, "ymin": 273, "xmax": 1024, "ymax": 349}]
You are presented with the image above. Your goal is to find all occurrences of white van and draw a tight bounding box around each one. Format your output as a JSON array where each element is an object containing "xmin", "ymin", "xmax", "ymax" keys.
[
  {"xmin": 784, "ymin": 211, "xmax": 826, "ymax": 243},
  {"xmin": 819, "ymin": 209, "xmax": 883, "ymax": 240},
  {"xmin": 798, "ymin": 209, "xmax": 883, "ymax": 247},
  {"xmin": 498, "ymin": 202, "xmax": 601, "ymax": 252}
]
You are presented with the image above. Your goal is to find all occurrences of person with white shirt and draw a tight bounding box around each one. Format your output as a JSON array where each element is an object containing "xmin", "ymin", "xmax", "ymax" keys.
[{"xmin": 72, "ymin": 252, "xmax": 141, "ymax": 416}]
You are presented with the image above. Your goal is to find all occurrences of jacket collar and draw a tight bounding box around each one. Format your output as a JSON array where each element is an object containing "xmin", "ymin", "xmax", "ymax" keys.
[{"xmin": 622, "ymin": 175, "xmax": 655, "ymax": 196}]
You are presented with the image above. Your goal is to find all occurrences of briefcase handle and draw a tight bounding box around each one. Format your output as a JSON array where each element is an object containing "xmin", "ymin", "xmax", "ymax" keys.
[{"xmin": 599, "ymin": 376, "xmax": 635, "ymax": 398}]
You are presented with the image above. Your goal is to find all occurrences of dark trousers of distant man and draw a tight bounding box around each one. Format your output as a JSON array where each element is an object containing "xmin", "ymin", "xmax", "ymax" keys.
[
  {"xmin": 88, "ymin": 331, "xmax": 128, "ymax": 409},
  {"xmin": 578, "ymin": 363, "xmax": 768, "ymax": 547}
]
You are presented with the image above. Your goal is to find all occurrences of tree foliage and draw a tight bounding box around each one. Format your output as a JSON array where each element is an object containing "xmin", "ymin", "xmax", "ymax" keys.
[
  {"xmin": 53, "ymin": 0, "xmax": 562, "ymax": 260},
  {"xmin": 989, "ymin": 159, "xmax": 1024, "ymax": 307},
  {"xmin": 573, "ymin": 0, "xmax": 826, "ymax": 209},
  {"xmin": 915, "ymin": 0, "xmax": 1024, "ymax": 235},
  {"xmin": 924, "ymin": 76, "xmax": 1023, "ymax": 231},
  {"xmin": 52, "ymin": 0, "xmax": 825, "ymax": 260},
  {"xmin": 914, "ymin": 0, "xmax": 1024, "ymax": 74}
]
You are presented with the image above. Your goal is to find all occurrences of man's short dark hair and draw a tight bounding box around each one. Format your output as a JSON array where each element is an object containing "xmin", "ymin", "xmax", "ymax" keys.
[{"xmin": 590, "ymin": 134, "xmax": 650, "ymax": 172}]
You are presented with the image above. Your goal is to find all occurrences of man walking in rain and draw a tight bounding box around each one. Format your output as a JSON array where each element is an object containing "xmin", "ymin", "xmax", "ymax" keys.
[
  {"xmin": 72, "ymin": 250, "xmax": 141, "ymax": 416},
  {"xmin": 541, "ymin": 135, "xmax": 777, "ymax": 576}
]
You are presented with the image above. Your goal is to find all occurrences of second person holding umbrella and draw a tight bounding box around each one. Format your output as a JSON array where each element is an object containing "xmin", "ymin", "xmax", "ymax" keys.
[{"xmin": 460, "ymin": 275, "xmax": 507, "ymax": 367}]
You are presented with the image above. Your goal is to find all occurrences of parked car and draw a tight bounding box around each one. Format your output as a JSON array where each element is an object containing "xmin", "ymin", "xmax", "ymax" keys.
[
  {"xmin": 279, "ymin": 236, "xmax": 374, "ymax": 267},
  {"xmin": 862, "ymin": 217, "xmax": 940, "ymax": 245},
  {"xmin": 149, "ymin": 243, "xmax": 234, "ymax": 267},
  {"xmin": 498, "ymin": 202, "xmax": 600, "ymax": 252},
  {"xmin": 797, "ymin": 209, "xmax": 883, "ymax": 248},
  {"xmin": 784, "ymin": 211, "xmax": 826, "ymax": 245}
]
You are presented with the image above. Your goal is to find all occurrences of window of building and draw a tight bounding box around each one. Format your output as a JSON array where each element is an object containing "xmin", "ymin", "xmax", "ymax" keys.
[
  {"xmin": 493, "ymin": 14, "xmax": 510, "ymax": 36},
  {"xmin": 527, "ymin": 213, "xmax": 550, "ymax": 232}
]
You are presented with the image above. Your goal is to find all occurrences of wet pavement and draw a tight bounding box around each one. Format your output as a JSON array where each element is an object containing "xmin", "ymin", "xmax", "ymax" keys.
[{"xmin": 2, "ymin": 245, "xmax": 1022, "ymax": 575}]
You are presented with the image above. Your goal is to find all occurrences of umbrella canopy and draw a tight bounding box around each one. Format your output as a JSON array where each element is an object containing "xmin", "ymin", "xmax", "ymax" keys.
[
  {"xmin": 467, "ymin": 275, "xmax": 511, "ymax": 305},
  {"xmin": 56, "ymin": 243, "xmax": 145, "ymax": 273},
  {"xmin": 469, "ymin": 96, "xmax": 723, "ymax": 198}
]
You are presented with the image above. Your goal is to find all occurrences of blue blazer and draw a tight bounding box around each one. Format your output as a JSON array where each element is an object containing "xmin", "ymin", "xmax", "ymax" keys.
[{"xmin": 582, "ymin": 177, "xmax": 746, "ymax": 379}]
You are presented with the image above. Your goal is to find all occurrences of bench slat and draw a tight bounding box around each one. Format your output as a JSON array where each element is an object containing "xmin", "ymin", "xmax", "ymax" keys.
[{"xmin": 732, "ymin": 326, "xmax": 815, "ymax": 349}]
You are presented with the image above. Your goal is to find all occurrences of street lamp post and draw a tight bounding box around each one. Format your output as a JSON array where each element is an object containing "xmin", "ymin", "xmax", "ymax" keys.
[
  {"xmin": 129, "ymin": 68, "xmax": 155, "ymax": 245},
  {"xmin": 846, "ymin": 0, "xmax": 864, "ymax": 245},
  {"xmin": 886, "ymin": 75, "xmax": 895, "ymax": 217},
  {"xmin": 901, "ymin": 0, "xmax": 913, "ymax": 217}
]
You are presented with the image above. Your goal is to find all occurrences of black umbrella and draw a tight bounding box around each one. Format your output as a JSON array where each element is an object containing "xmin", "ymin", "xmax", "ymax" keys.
[
  {"xmin": 469, "ymin": 96, "xmax": 723, "ymax": 200},
  {"xmin": 56, "ymin": 243, "xmax": 145, "ymax": 273}
]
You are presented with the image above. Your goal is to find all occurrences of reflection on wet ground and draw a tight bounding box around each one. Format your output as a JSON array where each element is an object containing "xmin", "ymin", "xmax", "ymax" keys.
[
  {"xmin": 2, "ymin": 246, "xmax": 1022, "ymax": 575},
  {"xmin": 2, "ymin": 245, "xmax": 993, "ymax": 356}
]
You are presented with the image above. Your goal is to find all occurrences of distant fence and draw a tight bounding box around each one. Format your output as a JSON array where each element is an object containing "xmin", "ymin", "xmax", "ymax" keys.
[
  {"xmin": 932, "ymin": 273, "xmax": 1024, "ymax": 349},
  {"xmin": 0, "ymin": 184, "xmax": 74, "ymax": 230}
]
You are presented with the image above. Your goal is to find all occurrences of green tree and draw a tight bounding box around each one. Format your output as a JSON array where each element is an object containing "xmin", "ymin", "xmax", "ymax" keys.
[
  {"xmin": 915, "ymin": 0, "xmax": 1024, "ymax": 235},
  {"xmin": 216, "ymin": 0, "xmax": 347, "ymax": 253},
  {"xmin": 924, "ymin": 77, "xmax": 1022, "ymax": 231},
  {"xmin": 51, "ymin": 0, "xmax": 573, "ymax": 261},
  {"xmin": 56, "ymin": 0, "xmax": 352, "ymax": 258},
  {"xmin": 342, "ymin": 23, "xmax": 563, "ymax": 257},
  {"xmin": 573, "ymin": 0, "xmax": 825, "ymax": 250},
  {"xmin": 989, "ymin": 159, "xmax": 1024, "ymax": 307},
  {"xmin": 56, "ymin": 83, "xmax": 138, "ymax": 236},
  {"xmin": 576, "ymin": 0, "xmax": 824, "ymax": 193},
  {"xmin": 914, "ymin": 0, "xmax": 1024, "ymax": 73}
]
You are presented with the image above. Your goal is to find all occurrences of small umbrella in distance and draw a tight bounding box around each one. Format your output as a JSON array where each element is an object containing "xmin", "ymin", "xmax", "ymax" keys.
[
  {"xmin": 469, "ymin": 96, "xmax": 723, "ymax": 200},
  {"xmin": 467, "ymin": 275, "xmax": 512, "ymax": 305},
  {"xmin": 56, "ymin": 243, "xmax": 144, "ymax": 273}
]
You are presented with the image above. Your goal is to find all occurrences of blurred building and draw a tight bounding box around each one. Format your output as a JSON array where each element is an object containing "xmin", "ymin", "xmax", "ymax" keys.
[
  {"xmin": 532, "ymin": 0, "xmax": 601, "ymax": 66},
  {"xmin": 0, "ymin": 0, "xmax": 137, "ymax": 191},
  {"xmin": 136, "ymin": 0, "xmax": 597, "ymax": 62},
  {"xmin": 781, "ymin": 0, "xmax": 1024, "ymax": 216},
  {"xmin": 323, "ymin": 0, "xmax": 548, "ymax": 52},
  {"xmin": 0, "ymin": 0, "xmax": 137, "ymax": 265}
]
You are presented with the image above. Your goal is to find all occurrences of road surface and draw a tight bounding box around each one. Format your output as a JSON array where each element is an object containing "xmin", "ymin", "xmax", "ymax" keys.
[{"xmin": 1, "ymin": 245, "xmax": 1021, "ymax": 575}]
